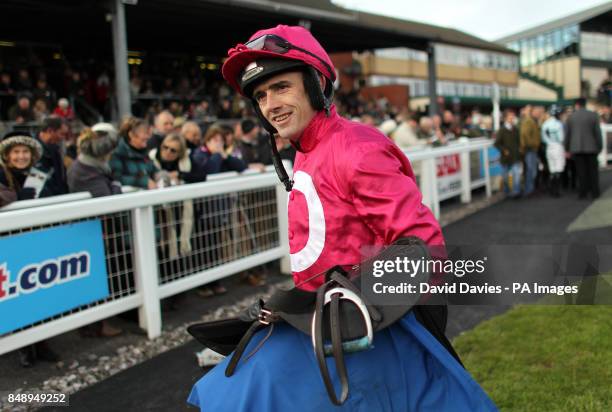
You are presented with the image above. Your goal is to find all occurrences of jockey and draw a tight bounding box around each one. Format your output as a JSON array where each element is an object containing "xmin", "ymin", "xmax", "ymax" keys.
[{"xmin": 188, "ymin": 24, "xmax": 497, "ymax": 411}]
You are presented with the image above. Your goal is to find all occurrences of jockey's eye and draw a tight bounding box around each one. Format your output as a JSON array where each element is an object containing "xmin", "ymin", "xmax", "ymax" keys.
[{"xmin": 253, "ymin": 91, "xmax": 266, "ymax": 105}]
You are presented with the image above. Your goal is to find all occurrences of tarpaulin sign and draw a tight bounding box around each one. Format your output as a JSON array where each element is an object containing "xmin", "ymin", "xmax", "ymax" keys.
[{"xmin": 0, "ymin": 220, "xmax": 109, "ymax": 334}]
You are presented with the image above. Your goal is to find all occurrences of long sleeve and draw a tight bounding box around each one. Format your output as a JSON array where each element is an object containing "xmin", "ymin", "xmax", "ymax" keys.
[
  {"xmin": 348, "ymin": 143, "xmax": 445, "ymax": 248},
  {"xmin": 594, "ymin": 116, "xmax": 603, "ymax": 153},
  {"xmin": 222, "ymin": 156, "xmax": 247, "ymax": 173},
  {"xmin": 0, "ymin": 183, "xmax": 17, "ymax": 207},
  {"xmin": 181, "ymin": 155, "xmax": 208, "ymax": 183}
]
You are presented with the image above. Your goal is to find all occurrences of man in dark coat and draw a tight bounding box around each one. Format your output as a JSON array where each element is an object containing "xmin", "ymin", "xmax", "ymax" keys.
[
  {"xmin": 495, "ymin": 109, "xmax": 522, "ymax": 197},
  {"xmin": 36, "ymin": 116, "xmax": 69, "ymax": 197},
  {"xmin": 237, "ymin": 118, "xmax": 272, "ymax": 166},
  {"xmin": 146, "ymin": 110, "xmax": 174, "ymax": 151},
  {"xmin": 565, "ymin": 98, "xmax": 603, "ymax": 199}
]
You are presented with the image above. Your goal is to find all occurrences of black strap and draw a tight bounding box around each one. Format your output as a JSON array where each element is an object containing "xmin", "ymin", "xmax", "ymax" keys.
[
  {"xmin": 413, "ymin": 305, "xmax": 464, "ymax": 368},
  {"xmin": 225, "ymin": 321, "xmax": 263, "ymax": 377},
  {"xmin": 329, "ymin": 292, "xmax": 350, "ymax": 404},
  {"xmin": 329, "ymin": 271, "xmax": 382, "ymax": 323},
  {"xmin": 314, "ymin": 287, "xmax": 350, "ymax": 405},
  {"xmin": 269, "ymin": 133, "xmax": 293, "ymax": 192}
]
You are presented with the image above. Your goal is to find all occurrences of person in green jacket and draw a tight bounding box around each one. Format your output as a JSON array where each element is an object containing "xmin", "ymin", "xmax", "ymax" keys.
[
  {"xmin": 519, "ymin": 105, "xmax": 541, "ymax": 196},
  {"xmin": 109, "ymin": 117, "xmax": 159, "ymax": 190}
]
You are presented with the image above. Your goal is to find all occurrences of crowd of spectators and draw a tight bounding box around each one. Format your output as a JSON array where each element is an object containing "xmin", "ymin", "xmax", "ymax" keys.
[
  {"xmin": 494, "ymin": 99, "xmax": 605, "ymax": 200},
  {"xmin": 2, "ymin": 62, "xmax": 610, "ymax": 208}
]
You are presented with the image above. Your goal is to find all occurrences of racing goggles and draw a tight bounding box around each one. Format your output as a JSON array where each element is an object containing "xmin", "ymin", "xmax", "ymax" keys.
[{"xmin": 245, "ymin": 34, "xmax": 334, "ymax": 80}]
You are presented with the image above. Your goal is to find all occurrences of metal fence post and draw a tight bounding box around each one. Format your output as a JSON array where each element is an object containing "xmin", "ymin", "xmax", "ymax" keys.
[
  {"xmin": 483, "ymin": 148, "xmax": 492, "ymax": 198},
  {"xmin": 420, "ymin": 158, "xmax": 439, "ymax": 219},
  {"xmin": 599, "ymin": 125, "xmax": 610, "ymax": 168},
  {"xmin": 460, "ymin": 149, "xmax": 471, "ymax": 203},
  {"xmin": 275, "ymin": 183, "xmax": 291, "ymax": 275},
  {"xmin": 132, "ymin": 205, "xmax": 162, "ymax": 339}
]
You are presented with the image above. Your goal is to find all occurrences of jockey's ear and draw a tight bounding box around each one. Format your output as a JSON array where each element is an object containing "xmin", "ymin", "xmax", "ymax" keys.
[{"xmin": 317, "ymin": 72, "xmax": 326, "ymax": 93}]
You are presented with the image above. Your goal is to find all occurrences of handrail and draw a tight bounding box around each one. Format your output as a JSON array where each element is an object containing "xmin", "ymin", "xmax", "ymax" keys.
[
  {"xmin": 0, "ymin": 192, "xmax": 92, "ymax": 212},
  {"xmin": 401, "ymin": 137, "xmax": 495, "ymax": 218},
  {"xmin": 0, "ymin": 172, "xmax": 279, "ymax": 232},
  {"xmin": 0, "ymin": 141, "xmax": 494, "ymax": 229},
  {"xmin": 405, "ymin": 137, "xmax": 493, "ymax": 162}
]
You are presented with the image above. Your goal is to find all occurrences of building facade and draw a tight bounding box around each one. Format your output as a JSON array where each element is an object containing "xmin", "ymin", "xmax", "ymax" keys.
[
  {"xmin": 332, "ymin": 42, "xmax": 521, "ymax": 113},
  {"xmin": 497, "ymin": 2, "xmax": 612, "ymax": 104}
]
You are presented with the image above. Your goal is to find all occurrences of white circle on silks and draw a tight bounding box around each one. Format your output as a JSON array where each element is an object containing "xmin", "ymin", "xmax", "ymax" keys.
[{"xmin": 289, "ymin": 171, "xmax": 326, "ymax": 272}]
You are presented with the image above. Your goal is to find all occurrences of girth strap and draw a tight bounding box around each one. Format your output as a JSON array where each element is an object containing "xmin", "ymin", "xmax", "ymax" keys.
[{"xmin": 225, "ymin": 321, "xmax": 263, "ymax": 377}]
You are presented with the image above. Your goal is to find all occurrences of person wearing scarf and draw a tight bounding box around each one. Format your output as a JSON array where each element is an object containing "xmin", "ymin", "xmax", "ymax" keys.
[{"xmin": 0, "ymin": 131, "xmax": 44, "ymax": 207}]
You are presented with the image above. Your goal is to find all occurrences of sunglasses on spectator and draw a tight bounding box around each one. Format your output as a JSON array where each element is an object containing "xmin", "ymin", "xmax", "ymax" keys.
[
  {"xmin": 161, "ymin": 145, "xmax": 179, "ymax": 154},
  {"xmin": 244, "ymin": 34, "xmax": 334, "ymax": 80}
]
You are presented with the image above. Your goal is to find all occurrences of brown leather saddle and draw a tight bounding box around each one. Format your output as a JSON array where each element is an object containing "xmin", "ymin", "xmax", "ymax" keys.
[{"xmin": 188, "ymin": 237, "xmax": 431, "ymax": 405}]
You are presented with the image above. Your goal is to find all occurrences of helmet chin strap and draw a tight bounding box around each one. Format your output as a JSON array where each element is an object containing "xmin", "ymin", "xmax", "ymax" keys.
[
  {"xmin": 251, "ymin": 100, "xmax": 294, "ymax": 192},
  {"xmin": 269, "ymin": 132, "xmax": 294, "ymax": 192}
]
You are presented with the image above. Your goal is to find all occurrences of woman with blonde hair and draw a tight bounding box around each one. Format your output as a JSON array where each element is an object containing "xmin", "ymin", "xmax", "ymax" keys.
[{"xmin": 148, "ymin": 132, "xmax": 207, "ymax": 262}]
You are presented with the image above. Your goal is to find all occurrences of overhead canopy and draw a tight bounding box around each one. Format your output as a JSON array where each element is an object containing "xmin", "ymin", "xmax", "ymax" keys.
[
  {"xmin": 496, "ymin": 2, "xmax": 612, "ymax": 43},
  {"xmin": 0, "ymin": 0, "xmax": 516, "ymax": 58}
]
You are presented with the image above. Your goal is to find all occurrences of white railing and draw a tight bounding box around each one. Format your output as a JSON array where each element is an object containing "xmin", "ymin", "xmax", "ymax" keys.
[
  {"xmin": 0, "ymin": 192, "xmax": 92, "ymax": 212},
  {"xmin": 0, "ymin": 171, "xmax": 289, "ymax": 355},
  {"xmin": 0, "ymin": 143, "xmax": 497, "ymax": 355},
  {"xmin": 404, "ymin": 137, "xmax": 494, "ymax": 219},
  {"xmin": 601, "ymin": 124, "xmax": 612, "ymax": 167}
]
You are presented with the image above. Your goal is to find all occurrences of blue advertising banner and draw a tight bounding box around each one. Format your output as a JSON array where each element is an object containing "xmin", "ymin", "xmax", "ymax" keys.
[
  {"xmin": 481, "ymin": 146, "xmax": 503, "ymax": 178},
  {"xmin": 0, "ymin": 220, "xmax": 109, "ymax": 335}
]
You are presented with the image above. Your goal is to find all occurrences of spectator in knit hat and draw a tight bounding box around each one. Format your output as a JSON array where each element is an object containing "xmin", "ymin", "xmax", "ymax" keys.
[
  {"xmin": 67, "ymin": 124, "xmax": 124, "ymax": 338},
  {"xmin": 1, "ymin": 131, "xmax": 62, "ymax": 366},
  {"xmin": 52, "ymin": 97, "xmax": 75, "ymax": 120},
  {"xmin": 0, "ymin": 131, "xmax": 43, "ymax": 207},
  {"xmin": 67, "ymin": 123, "xmax": 122, "ymax": 198}
]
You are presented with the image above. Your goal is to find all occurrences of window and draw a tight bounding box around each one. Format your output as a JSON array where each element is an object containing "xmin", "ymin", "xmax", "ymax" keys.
[
  {"xmin": 553, "ymin": 29, "xmax": 563, "ymax": 56},
  {"xmin": 581, "ymin": 31, "xmax": 612, "ymax": 60}
]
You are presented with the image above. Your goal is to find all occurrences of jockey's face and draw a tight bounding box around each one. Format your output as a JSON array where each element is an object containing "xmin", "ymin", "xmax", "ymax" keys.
[{"xmin": 252, "ymin": 71, "xmax": 317, "ymax": 143}]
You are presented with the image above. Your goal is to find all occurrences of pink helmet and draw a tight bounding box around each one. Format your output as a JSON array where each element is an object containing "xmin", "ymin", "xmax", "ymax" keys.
[{"xmin": 222, "ymin": 25, "xmax": 336, "ymax": 99}]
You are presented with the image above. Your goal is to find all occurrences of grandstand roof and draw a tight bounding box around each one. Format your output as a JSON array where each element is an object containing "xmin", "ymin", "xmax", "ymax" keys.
[
  {"xmin": 0, "ymin": 0, "xmax": 515, "ymax": 57},
  {"xmin": 496, "ymin": 2, "xmax": 612, "ymax": 43}
]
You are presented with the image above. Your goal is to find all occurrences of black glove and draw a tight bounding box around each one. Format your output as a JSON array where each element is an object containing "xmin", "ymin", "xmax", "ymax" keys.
[{"xmin": 17, "ymin": 187, "xmax": 36, "ymax": 200}]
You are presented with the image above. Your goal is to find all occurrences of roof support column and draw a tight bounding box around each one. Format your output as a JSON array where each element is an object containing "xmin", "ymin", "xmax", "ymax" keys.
[
  {"xmin": 427, "ymin": 43, "xmax": 438, "ymax": 117},
  {"xmin": 110, "ymin": 0, "xmax": 131, "ymax": 120}
]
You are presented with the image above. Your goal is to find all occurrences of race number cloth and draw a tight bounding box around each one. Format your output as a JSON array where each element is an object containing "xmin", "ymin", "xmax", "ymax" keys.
[{"xmin": 187, "ymin": 312, "xmax": 497, "ymax": 411}]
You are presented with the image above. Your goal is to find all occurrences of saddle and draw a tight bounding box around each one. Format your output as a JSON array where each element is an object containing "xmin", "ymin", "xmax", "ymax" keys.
[{"xmin": 188, "ymin": 237, "xmax": 431, "ymax": 405}]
